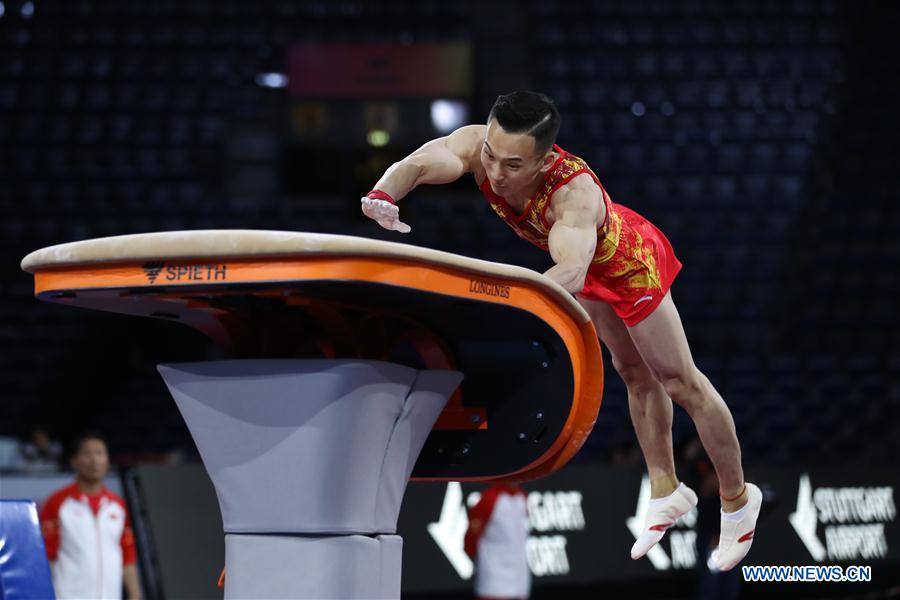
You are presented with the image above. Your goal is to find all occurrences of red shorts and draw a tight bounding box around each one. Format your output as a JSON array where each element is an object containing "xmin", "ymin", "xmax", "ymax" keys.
[{"xmin": 576, "ymin": 204, "xmax": 682, "ymax": 327}]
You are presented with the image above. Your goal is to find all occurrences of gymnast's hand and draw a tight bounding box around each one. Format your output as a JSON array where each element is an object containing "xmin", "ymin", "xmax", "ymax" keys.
[{"xmin": 360, "ymin": 196, "xmax": 412, "ymax": 233}]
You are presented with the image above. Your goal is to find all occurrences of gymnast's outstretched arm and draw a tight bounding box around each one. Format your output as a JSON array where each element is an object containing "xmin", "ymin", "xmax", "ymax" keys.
[{"xmin": 361, "ymin": 125, "xmax": 484, "ymax": 232}]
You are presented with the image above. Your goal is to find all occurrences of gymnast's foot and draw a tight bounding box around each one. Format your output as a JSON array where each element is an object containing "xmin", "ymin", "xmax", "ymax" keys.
[
  {"xmin": 631, "ymin": 482, "xmax": 698, "ymax": 559},
  {"xmin": 709, "ymin": 482, "xmax": 763, "ymax": 571}
]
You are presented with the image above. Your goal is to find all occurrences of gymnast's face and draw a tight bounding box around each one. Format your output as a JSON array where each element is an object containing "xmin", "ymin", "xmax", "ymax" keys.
[{"xmin": 481, "ymin": 119, "xmax": 553, "ymax": 197}]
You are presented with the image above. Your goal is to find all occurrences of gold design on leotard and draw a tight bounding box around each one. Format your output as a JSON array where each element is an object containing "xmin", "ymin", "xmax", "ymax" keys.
[{"xmin": 483, "ymin": 151, "xmax": 663, "ymax": 293}]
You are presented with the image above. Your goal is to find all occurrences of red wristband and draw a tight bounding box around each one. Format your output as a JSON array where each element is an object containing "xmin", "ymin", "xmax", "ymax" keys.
[{"xmin": 366, "ymin": 190, "xmax": 396, "ymax": 205}]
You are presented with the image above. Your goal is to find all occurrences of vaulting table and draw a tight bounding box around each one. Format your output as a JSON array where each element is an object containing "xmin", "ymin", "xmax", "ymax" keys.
[{"xmin": 22, "ymin": 230, "xmax": 603, "ymax": 599}]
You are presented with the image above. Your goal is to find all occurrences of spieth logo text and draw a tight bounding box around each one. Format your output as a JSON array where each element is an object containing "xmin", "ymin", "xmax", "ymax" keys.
[{"xmin": 143, "ymin": 262, "xmax": 228, "ymax": 284}]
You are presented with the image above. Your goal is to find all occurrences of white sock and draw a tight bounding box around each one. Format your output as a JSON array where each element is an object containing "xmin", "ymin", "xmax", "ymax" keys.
[
  {"xmin": 648, "ymin": 482, "xmax": 683, "ymax": 508},
  {"xmin": 721, "ymin": 499, "xmax": 751, "ymax": 521}
]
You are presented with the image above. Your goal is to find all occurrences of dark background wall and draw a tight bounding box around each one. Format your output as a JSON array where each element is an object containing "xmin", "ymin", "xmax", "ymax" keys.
[
  {"xmin": 3, "ymin": 0, "xmax": 897, "ymax": 468},
  {"xmin": 2, "ymin": 2, "xmax": 899, "ymax": 598}
]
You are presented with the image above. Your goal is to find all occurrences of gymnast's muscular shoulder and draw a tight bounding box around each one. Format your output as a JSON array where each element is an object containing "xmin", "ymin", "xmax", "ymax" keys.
[{"xmin": 402, "ymin": 125, "xmax": 486, "ymax": 186}]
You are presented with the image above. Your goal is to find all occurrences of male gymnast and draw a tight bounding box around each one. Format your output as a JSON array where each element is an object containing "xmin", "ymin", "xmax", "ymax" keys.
[{"xmin": 361, "ymin": 91, "xmax": 762, "ymax": 570}]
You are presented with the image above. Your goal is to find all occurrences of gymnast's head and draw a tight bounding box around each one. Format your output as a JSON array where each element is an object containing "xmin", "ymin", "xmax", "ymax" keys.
[{"xmin": 482, "ymin": 91, "xmax": 561, "ymax": 196}]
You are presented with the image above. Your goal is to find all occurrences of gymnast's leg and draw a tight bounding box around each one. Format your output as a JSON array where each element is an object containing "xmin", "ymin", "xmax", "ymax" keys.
[
  {"xmin": 577, "ymin": 296, "xmax": 699, "ymax": 560},
  {"xmin": 626, "ymin": 292, "xmax": 761, "ymax": 570},
  {"xmin": 577, "ymin": 296, "xmax": 678, "ymax": 495}
]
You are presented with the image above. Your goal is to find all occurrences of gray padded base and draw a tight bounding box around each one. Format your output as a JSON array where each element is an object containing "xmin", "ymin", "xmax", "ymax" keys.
[
  {"xmin": 225, "ymin": 534, "xmax": 402, "ymax": 600},
  {"xmin": 158, "ymin": 359, "xmax": 462, "ymax": 599}
]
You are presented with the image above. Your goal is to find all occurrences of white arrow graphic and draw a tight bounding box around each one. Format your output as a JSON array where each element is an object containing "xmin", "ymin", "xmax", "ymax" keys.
[
  {"xmin": 789, "ymin": 474, "xmax": 826, "ymax": 561},
  {"xmin": 626, "ymin": 475, "xmax": 672, "ymax": 570},
  {"xmin": 427, "ymin": 482, "xmax": 474, "ymax": 579}
]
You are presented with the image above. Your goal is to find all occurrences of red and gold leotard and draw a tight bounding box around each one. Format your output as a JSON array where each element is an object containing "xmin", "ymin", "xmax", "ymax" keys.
[{"xmin": 478, "ymin": 144, "xmax": 681, "ymax": 326}]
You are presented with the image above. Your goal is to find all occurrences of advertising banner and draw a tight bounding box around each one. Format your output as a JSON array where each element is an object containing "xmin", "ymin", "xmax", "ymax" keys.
[{"xmin": 397, "ymin": 465, "xmax": 899, "ymax": 593}]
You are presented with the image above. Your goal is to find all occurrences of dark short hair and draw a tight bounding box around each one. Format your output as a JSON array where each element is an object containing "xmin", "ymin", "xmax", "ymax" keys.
[
  {"xmin": 70, "ymin": 429, "xmax": 107, "ymax": 458},
  {"xmin": 488, "ymin": 91, "xmax": 561, "ymax": 155}
]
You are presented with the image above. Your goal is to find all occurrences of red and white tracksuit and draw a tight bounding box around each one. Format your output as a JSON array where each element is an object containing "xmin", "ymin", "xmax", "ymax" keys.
[
  {"xmin": 464, "ymin": 485, "xmax": 531, "ymax": 599},
  {"xmin": 39, "ymin": 482, "xmax": 137, "ymax": 600}
]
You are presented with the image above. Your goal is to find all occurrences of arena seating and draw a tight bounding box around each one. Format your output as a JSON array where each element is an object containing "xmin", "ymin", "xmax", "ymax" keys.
[{"xmin": 1, "ymin": 0, "xmax": 897, "ymax": 468}]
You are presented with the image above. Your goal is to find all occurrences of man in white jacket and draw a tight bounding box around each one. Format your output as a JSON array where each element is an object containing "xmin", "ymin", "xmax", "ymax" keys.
[
  {"xmin": 465, "ymin": 484, "xmax": 531, "ymax": 600},
  {"xmin": 40, "ymin": 432, "xmax": 141, "ymax": 600}
]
